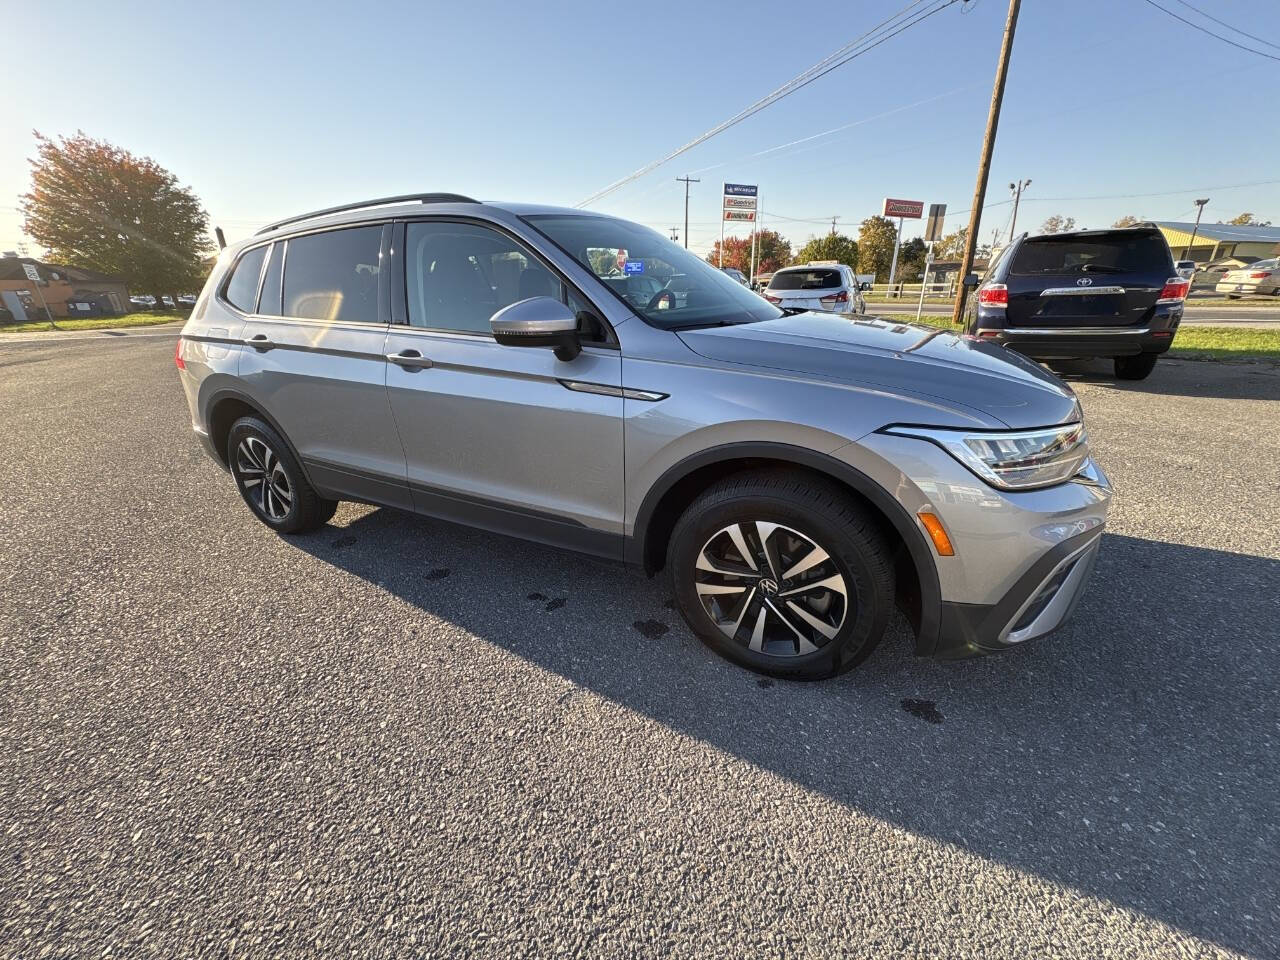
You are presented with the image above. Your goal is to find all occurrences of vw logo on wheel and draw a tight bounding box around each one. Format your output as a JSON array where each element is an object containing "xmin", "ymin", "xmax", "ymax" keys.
[{"xmin": 1076, "ymin": 277, "xmax": 1093, "ymax": 286}]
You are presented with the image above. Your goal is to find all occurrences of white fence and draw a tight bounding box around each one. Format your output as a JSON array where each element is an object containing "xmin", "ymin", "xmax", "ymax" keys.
[{"xmin": 865, "ymin": 281, "xmax": 958, "ymax": 299}]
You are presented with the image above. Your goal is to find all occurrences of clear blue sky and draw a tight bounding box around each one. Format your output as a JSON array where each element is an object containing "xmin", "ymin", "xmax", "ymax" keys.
[{"xmin": 3, "ymin": 0, "xmax": 1276, "ymax": 259}]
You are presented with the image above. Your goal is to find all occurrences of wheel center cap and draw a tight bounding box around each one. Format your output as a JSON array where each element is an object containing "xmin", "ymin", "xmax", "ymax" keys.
[{"xmin": 758, "ymin": 577, "xmax": 779, "ymax": 597}]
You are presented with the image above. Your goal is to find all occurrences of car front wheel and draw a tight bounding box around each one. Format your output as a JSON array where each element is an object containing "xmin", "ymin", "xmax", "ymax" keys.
[{"xmin": 667, "ymin": 471, "xmax": 893, "ymax": 680}]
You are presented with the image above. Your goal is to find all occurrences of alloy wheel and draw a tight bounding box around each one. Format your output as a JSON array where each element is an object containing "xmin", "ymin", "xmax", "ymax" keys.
[
  {"xmin": 235, "ymin": 436, "xmax": 293, "ymax": 521},
  {"xmin": 693, "ymin": 521, "xmax": 850, "ymax": 657}
]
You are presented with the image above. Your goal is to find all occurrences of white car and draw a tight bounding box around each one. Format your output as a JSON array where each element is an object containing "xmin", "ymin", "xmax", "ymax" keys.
[
  {"xmin": 763, "ymin": 263, "xmax": 866, "ymax": 315},
  {"xmin": 1216, "ymin": 258, "xmax": 1280, "ymax": 298}
]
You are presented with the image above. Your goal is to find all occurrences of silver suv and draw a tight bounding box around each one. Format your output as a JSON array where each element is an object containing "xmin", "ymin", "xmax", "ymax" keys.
[{"xmin": 177, "ymin": 194, "xmax": 1111, "ymax": 679}]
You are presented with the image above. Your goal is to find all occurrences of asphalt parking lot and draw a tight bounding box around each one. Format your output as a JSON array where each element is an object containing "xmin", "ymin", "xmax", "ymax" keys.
[{"xmin": 2, "ymin": 334, "xmax": 1277, "ymax": 958}]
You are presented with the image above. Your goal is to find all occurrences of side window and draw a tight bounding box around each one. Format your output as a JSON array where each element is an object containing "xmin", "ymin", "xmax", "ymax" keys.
[
  {"xmin": 258, "ymin": 242, "xmax": 284, "ymax": 316},
  {"xmin": 406, "ymin": 221, "xmax": 559, "ymax": 334},
  {"xmin": 283, "ymin": 225, "xmax": 383, "ymax": 324},
  {"xmin": 223, "ymin": 245, "xmax": 267, "ymax": 313}
]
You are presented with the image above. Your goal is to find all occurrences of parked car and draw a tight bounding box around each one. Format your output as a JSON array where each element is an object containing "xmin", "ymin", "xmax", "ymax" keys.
[
  {"xmin": 130, "ymin": 295, "xmax": 156, "ymax": 309},
  {"xmin": 177, "ymin": 194, "xmax": 1110, "ymax": 679},
  {"xmin": 763, "ymin": 263, "xmax": 866, "ymax": 315},
  {"xmin": 721, "ymin": 267, "xmax": 748, "ymax": 285},
  {"xmin": 1174, "ymin": 260, "xmax": 1196, "ymax": 281},
  {"xmin": 1216, "ymin": 258, "xmax": 1280, "ymax": 299},
  {"xmin": 178, "ymin": 294, "xmax": 198, "ymax": 307},
  {"xmin": 1200, "ymin": 255, "xmax": 1260, "ymax": 275},
  {"xmin": 752, "ymin": 272, "xmax": 773, "ymax": 292},
  {"xmin": 161, "ymin": 295, "xmax": 176, "ymax": 308},
  {"xmin": 965, "ymin": 226, "xmax": 1188, "ymax": 380}
]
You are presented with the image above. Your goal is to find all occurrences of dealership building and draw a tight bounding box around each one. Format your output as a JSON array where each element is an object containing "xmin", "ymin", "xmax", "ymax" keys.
[{"xmin": 1144, "ymin": 221, "xmax": 1280, "ymax": 265}]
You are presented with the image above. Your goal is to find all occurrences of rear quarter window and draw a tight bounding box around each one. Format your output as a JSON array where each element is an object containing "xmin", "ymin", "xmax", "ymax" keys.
[
  {"xmin": 1010, "ymin": 233, "xmax": 1172, "ymax": 276},
  {"xmin": 223, "ymin": 245, "xmax": 267, "ymax": 313}
]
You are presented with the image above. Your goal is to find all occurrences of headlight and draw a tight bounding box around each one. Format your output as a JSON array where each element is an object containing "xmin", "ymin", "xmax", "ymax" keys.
[{"xmin": 884, "ymin": 422, "xmax": 1090, "ymax": 490}]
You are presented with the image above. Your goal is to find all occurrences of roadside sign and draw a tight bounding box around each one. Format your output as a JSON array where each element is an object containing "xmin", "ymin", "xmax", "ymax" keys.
[
  {"xmin": 724, "ymin": 183, "xmax": 758, "ymax": 197},
  {"xmin": 883, "ymin": 198, "xmax": 924, "ymax": 219},
  {"xmin": 22, "ymin": 263, "xmax": 40, "ymax": 282},
  {"xmin": 925, "ymin": 203, "xmax": 947, "ymax": 242},
  {"xmin": 623, "ymin": 259, "xmax": 645, "ymax": 275},
  {"xmin": 723, "ymin": 196, "xmax": 758, "ymax": 210},
  {"xmin": 723, "ymin": 210, "xmax": 757, "ymax": 222}
]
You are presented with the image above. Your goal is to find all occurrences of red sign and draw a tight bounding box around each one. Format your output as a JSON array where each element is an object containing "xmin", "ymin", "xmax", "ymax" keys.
[{"xmin": 883, "ymin": 198, "xmax": 924, "ymax": 219}]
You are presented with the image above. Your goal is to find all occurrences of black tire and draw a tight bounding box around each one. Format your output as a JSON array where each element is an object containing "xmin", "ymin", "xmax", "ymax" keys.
[
  {"xmin": 226, "ymin": 416, "xmax": 337, "ymax": 534},
  {"xmin": 1114, "ymin": 353, "xmax": 1159, "ymax": 381},
  {"xmin": 1226, "ymin": 294, "xmax": 1240, "ymax": 300},
  {"xmin": 667, "ymin": 470, "xmax": 894, "ymax": 680}
]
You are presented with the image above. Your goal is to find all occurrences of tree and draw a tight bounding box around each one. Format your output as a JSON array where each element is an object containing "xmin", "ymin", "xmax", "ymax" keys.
[
  {"xmin": 706, "ymin": 229, "xmax": 792, "ymax": 276},
  {"xmin": 932, "ymin": 226, "xmax": 968, "ymax": 261},
  {"xmin": 894, "ymin": 237, "xmax": 927, "ymax": 282},
  {"xmin": 1040, "ymin": 214, "xmax": 1077, "ymax": 234},
  {"xmin": 855, "ymin": 215, "xmax": 898, "ymax": 281},
  {"xmin": 1225, "ymin": 212, "xmax": 1272, "ymax": 226},
  {"xmin": 793, "ymin": 233, "xmax": 858, "ymax": 270},
  {"xmin": 1112, "ymin": 214, "xmax": 1142, "ymax": 228},
  {"xmin": 21, "ymin": 132, "xmax": 213, "ymax": 302}
]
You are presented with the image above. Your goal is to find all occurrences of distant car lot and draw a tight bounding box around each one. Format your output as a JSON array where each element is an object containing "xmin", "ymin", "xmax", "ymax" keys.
[{"xmin": 1, "ymin": 334, "xmax": 1277, "ymax": 958}]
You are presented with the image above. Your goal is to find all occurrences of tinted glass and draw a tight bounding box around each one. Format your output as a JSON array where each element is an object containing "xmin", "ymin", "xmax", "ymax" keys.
[
  {"xmin": 1010, "ymin": 233, "xmax": 1171, "ymax": 276},
  {"xmin": 406, "ymin": 221, "xmax": 560, "ymax": 333},
  {"xmin": 224, "ymin": 245, "xmax": 267, "ymax": 313},
  {"xmin": 258, "ymin": 242, "xmax": 284, "ymax": 315},
  {"xmin": 283, "ymin": 226, "xmax": 383, "ymax": 324},
  {"xmin": 527, "ymin": 214, "xmax": 781, "ymax": 330},
  {"xmin": 769, "ymin": 269, "xmax": 842, "ymax": 290}
]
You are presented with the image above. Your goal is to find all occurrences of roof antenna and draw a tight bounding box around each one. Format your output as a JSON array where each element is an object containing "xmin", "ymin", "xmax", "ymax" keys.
[{"xmin": 215, "ymin": 226, "xmax": 227, "ymax": 250}]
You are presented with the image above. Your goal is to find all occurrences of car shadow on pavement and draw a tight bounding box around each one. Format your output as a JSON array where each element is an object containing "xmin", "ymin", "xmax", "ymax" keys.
[
  {"xmin": 294, "ymin": 512, "xmax": 1278, "ymax": 956},
  {"xmin": 1049, "ymin": 356, "xmax": 1280, "ymax": 401}
]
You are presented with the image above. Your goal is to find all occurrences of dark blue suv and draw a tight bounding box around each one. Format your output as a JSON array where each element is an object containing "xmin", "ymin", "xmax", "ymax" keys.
[{"xmin": 964, "ymin": 227, "xmax": 1187, "ymax": 380}]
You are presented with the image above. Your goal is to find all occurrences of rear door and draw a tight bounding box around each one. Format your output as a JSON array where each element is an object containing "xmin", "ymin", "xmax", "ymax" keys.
[
  {"xmin": 1004, "ymin": 230, "xmax": 1173, "ymax": 328},
  {"xmin": 237, "ymin": 224, "xmax": 411, "ymax": 509}
]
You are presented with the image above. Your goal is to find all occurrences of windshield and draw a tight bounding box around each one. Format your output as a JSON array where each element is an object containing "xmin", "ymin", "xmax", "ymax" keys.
[
  {"xmin": 524, "ymin": 214, "xmax": 782, "ymax": 329},
  {"xmin": 769, "ymin": 268, "xmax": 842, "ymax": 290}
]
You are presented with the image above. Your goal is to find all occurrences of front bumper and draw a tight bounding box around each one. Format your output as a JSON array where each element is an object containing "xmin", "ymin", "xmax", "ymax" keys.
[{"xmin": 846, "ymin": 434, "xmax": 1112, "ymax": 659}]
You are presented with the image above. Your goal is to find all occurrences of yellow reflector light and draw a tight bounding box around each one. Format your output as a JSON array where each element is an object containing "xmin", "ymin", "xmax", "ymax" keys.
[{"xmin": 918, "ymin": 511, "xmax": 955, "ymax": 556}]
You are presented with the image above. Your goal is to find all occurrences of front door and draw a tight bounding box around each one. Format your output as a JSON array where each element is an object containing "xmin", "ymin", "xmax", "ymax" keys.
[
  {"xmin": 383, "ymin": 219, "xmax": 624, "ymax": 558},
  {"xmin": 237, "ymin": 225, "xmax": 411, "ymax": 509}
]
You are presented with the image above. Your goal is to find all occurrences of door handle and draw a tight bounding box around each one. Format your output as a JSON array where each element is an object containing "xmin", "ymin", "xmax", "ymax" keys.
[
  {"xmin": 387, "ymin": 349, "xmax": 432, "ymax": 370},
  {"xmin": 244, "ymin": 334, "xmax": 274, "ymax": 350}
]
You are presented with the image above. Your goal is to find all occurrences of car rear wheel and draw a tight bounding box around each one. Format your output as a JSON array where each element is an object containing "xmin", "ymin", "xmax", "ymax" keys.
[
  {"xmin": 227, "ymin": 416, "xmax": 337, "ymax": 534},
  {"xmin": 1114, "ymin": 352, "xmax": 1159, "ymax": 380},
  {"xmin": 667, "ymin": 471, "xmax": 893, "ymax": 680}
]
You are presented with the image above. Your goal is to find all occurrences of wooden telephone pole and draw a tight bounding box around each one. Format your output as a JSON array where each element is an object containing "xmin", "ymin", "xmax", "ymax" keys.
[{"xmin": 951, "ymin": 0, "xmax": 1022, "ymax": 326}]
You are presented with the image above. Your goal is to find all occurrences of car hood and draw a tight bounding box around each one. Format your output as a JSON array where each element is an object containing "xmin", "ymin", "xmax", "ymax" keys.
[{"xmin": 676, "ymin": 312, "xmax": 1080, "ymax": 430}]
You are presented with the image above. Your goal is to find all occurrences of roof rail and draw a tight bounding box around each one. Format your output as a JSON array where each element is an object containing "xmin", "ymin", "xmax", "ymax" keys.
[{"xmin": 255, "ymin": 193, "xmax": 480, "ymax": 235}]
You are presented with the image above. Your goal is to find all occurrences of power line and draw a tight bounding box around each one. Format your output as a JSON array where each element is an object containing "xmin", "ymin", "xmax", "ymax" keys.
[
  {"xmin": 1138, "ymin": 0, "xmax": 1280, "ymax": 62},
  {"xmin": 1168, "ymin": 0, "xmax": 1280, "ymax": 52},
  {"xmin": 576, "ymin": 0, "xmax": 964, "ymax": 207}
]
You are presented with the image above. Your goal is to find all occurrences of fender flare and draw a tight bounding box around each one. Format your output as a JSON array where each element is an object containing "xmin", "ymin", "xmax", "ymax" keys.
[
  {"xmin": 628, "ymin": 441, "xmax": 941, "ymax": 655},
  {"xmin": 200, "ymin": 386, "xmax": 318, "ymax": 488}
]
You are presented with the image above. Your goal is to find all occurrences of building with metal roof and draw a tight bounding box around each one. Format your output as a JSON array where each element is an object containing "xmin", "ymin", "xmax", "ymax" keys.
[{"xmin": 1143, "ymin": 221, "xmax": 1280, "ymax": 265}]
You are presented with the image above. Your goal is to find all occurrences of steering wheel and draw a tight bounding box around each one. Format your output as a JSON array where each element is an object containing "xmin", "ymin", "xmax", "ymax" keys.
[{"xmin": 646, "ymin": 289, "xmax": 676, "ymax": 311}]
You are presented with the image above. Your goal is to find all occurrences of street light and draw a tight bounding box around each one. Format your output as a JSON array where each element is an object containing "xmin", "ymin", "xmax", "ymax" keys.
[
  {"xmin": 1183, "ymin": 198, "xmax": 1209, "ymax": 261},
  {"xmin": 1008, "ymin": 178, "xmax": 1031, "ymax": 237}
]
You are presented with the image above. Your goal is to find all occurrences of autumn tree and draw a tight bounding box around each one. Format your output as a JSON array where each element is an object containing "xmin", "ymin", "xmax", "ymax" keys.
[
  {"xmin": 1225, "ymin": 212, "xmax": 1272, "ymax": 226},
  {"xmin": 1039, "ymin": 214, "xmax": 1077, "ymax": 234},
  {"xmin": 793, "ymin": 233, "xmax": 858, "ymax": 270},
  {"xmin": 932, "ymin": 226, "xmax": 968, "ymax": 260},
  {"xmin": 855, "ymin": 215, "xmax": 898, "ymax": 281},
  {"xmin": 706, "ymin": 229, "xmax": 792, "ymax": 275},
  {"xmin": 1112, "ymin": 214, "xmax": 1141, "ymax": 228},
  {"xmin": 21, "ymin": 132, "xmax": 213, "ymax": 302}
]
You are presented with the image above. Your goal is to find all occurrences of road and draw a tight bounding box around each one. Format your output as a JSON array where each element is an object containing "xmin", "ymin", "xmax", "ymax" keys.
[
  {"xmin": 866, "ymin": 299, "xmax": 1280, "ymax": 327},
  {"xmin": 2, "ymin": 336, "xmax": 1277, "ymax": 958}
]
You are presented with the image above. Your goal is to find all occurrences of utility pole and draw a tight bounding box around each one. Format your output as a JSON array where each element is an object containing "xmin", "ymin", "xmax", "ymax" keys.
[
  {"xmin": 1183, "ymin": 198, "xmax": 1209, "ymax": 260},
  {"xmin": 669, "ymin": 227, "xmax": 679, "ymax": 243},
  {"xmin": 830, "ymin": 216, "xmax": 839, "ymax": 236},
  {"xmin": 1008, "ymin": 178, "xmax": 1031, "ymax": 237},
  {"xmin": 676, "ymin": 176, "xmax": 699, "ymax": 250},
  {"xmin": 952, "ymin": 0, "xmax": 1022, "ymax": 326}
]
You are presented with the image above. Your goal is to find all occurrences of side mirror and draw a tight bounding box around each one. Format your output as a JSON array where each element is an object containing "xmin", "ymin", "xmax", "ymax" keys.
[
  {"xmin": 490, "ymin": 296, "xmax": 581, "ymax": 362},
  {"xmin": 962, "ymin": 272, "xmax": 980, "ymax": 288}
]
